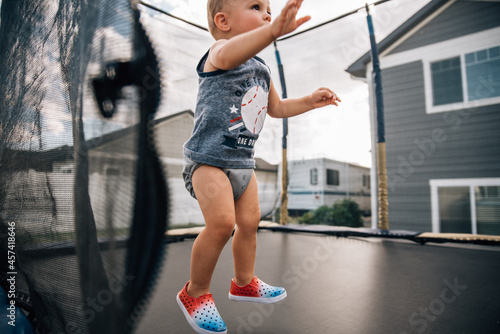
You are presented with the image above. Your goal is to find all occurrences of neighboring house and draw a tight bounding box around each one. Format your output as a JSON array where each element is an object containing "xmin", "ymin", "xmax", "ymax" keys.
[
  {"xmin": 347, "ymin": 0, "xmax": 500, "ymax": 234},
  {"xmin": 153, "ymin": 110, "xmax": 202, "ymax": 225},
  {"xmin": 279, "ymin": 158, "xmax": 371, "ymax": 216},
  {"xmin": 153, "ymin": 110, "xmax": 279, "ymax": 225},
  {"xmin": 1, "ymin": 126, "xmax": 139, "ymax": 233},
  {"xmin": 253, "ymin": 157, "xmax": 279, "ymax": 218}
]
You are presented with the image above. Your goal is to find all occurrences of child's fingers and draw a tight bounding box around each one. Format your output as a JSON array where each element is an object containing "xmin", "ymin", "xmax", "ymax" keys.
[
  {"xmin": 296, "ymin": 0, "xmax": 304, "ymax": 10},
  {"xmin": 296, "ymin": 15, "xmax": 311, "ymax": 28},
  {"xmin": 328, "ymin": 97, "xmax": 339, "ymax": 106},
  {"xmin": 318, "ymin": 87, "xmax": 333, "ymax": 98},
  {"xmin": 317, "ymin": 88, "xmax": 341, "ymax": 106},
  {"xmin": 324, "ymin": 88, "xmax": 341, "ymax": 103},
  {"xmin": 274, "ymin": 0, "xmax": 309, "ymax": 38},
  {"xmin": 329, "ymin": 91, "xmax": 340, "ymax": 102},
  {"xmin": 279, "ymin": 1, "xmax": 297, "ymax": 26},
  {"xmin": 291, "ymin": 0, "xmax": 309, "ymax": 27},
  {"xmin": 331, "ymin": 93, "xmax": 340, "ymax": 106},
  {"xmin": 283, "ymin": 0, "xmax": 297, "ymax": 14},
  {"xmin": 324, "ymin": 95, "xmax": 338, "ymax": 106}
]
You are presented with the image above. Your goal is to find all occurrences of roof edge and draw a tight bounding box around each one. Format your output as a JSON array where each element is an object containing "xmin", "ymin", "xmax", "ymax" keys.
[{"xmin": 346, "ymin": 0, "xmax": 450, "ymax": 78}]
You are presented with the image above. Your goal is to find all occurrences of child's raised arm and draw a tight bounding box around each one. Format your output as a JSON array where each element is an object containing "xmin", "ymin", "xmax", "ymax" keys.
[
  {"xmin": 208, "ymin": 0, "xmax": 310, "ymax": 71},
  {"xmin": 267, "ymin": 81, "xmax": 341, "ymax": 119}
]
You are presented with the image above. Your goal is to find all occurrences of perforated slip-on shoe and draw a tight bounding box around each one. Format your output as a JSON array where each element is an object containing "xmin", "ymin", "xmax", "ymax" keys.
[
  {"xmin": 176, "ymin": 282, "xmax": 227, "ymax": 334},
  {"xmin": 228, "ymin": 276, "xmax": 287, "ymax": 304}
]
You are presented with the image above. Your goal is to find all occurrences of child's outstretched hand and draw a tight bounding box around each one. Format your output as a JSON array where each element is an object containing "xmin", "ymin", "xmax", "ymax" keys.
[
  {"xmin": 271, "ymin": 0, "xmax": 311, "ymax": 39},
  {"xmin": 310, "ymin": 88, "xmax": 341, "ymax": 108}
]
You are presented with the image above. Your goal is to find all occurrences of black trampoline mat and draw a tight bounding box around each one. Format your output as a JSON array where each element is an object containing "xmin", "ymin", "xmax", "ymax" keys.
[{"xmin": 136, "ymin": 231, "xmax": 500, "ymax": 334}]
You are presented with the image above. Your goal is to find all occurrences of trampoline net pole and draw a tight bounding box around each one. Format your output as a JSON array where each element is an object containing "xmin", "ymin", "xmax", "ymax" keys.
[
  {"xmin": 274, "ymin": 42, "xmax": 289, "ymax": 225},
  {"xmin": 366, "ymin": 3, "xmax": 389, "ymax": 231}
]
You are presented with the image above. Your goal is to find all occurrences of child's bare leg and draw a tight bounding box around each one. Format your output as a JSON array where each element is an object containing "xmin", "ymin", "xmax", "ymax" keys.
[
  {"xmin": 188, "ymin": 165, "xmax": 236, "ymax": 298},
  {"xmin": 232, "ymin": 172, "xmax": 261, "ymax": 286}
]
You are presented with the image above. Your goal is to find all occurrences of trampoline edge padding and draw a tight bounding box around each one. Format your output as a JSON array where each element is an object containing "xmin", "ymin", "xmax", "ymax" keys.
[
  {"xmin": 417, "ymin": 232, "xmax": 500, "ymax": 246},
  {"xmin": 259, "ymin": 224, "xmax": 500, "ymax": 246},
  {"xmin": 165, "ymin": 222, "xmax": 500, "ymax": 246}
]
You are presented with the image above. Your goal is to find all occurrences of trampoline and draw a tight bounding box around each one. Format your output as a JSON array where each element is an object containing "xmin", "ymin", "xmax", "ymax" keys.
[
  {"xmin": 136, "ymin": 227, "xmax": 500, "ymax": 334},
  {"xmin": 2, "ymin": 1, "xmax": 500, "ymax": 333}
]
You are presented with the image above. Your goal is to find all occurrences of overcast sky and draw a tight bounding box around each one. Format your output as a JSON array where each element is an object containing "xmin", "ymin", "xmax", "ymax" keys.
[{"xmin": 144, "ymin": 0, "xmax": 420, "ymax": 32}]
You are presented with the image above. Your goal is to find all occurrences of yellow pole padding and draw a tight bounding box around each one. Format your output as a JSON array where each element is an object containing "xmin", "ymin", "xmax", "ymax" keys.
[
  {"xmin": 377, "ymin": 142, "xmax": 389, "ymax": 231},
  {"xmin": 280, "ymin": 148, "xmax": 288, "ymax": 225}
]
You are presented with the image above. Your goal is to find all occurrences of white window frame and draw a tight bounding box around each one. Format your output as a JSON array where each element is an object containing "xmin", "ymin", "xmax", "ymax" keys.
[
  {"xmin": 423, "ymin": 46, "xmax": 500, "ymax": 114},
  {"xmin": 430, "ymin": 178, "xmax": 500, "ymax": 233},
  {"xmin": 377, "ymin": 27, "xmax": 500, "ymax": 114}
]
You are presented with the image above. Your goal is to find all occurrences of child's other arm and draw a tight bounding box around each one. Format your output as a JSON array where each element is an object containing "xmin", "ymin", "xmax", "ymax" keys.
[
  {"xmin": 267, "ymin": 80, "xmax": 341, "ymax": 119},
  {"xmin": 209, "ymin": 0, "xmax": 310, "ymax": 71}
]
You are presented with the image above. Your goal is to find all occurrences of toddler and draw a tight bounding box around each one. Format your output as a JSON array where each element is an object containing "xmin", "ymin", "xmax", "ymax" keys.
[{"xmin": 177, "ymin": 1, "xmax": 341, "ymax": 333}]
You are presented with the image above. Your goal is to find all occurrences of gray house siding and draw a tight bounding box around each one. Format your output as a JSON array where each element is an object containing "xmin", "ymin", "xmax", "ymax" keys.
[
  {"xmin": 389, "ymin": 1, "xmax": 500, "ymax": 55},
  {"xmin": 382, "ymin": 60, "xmax": 500, "ymax": 231}
]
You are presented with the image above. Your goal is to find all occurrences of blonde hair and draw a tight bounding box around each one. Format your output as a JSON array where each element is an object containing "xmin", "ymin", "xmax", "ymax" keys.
[{"xmin": 207, "ymin": 0, "xmax": 230, "ymax": 37}]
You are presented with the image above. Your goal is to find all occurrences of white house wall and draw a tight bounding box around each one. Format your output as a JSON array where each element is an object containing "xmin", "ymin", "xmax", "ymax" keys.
[{"xmin": 282, "ymin": 158, "xmax": 371, "ymax": 214}]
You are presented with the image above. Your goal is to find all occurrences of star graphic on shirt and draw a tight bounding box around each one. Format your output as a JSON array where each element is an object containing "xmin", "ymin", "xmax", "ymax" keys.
[{"xmin": 229, "ymin": 105, "xmax": 239, "ymax": 114}]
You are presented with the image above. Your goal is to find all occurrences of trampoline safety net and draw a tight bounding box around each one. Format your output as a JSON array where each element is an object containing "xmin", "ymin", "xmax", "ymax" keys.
[{"xmin": 0, "ymin": 0, "xmax": 168, "ymax": 333}]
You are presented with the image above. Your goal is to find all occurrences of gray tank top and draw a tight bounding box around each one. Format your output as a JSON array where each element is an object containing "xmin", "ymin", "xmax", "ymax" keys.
[{"xmin": 183, "ymin": 50, "xmax": 271, "ymax": 169}]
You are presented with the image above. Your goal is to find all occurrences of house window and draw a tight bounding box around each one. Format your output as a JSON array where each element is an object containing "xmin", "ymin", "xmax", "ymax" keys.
[
  {"xmin": 431, "ymin": 56, "xmax": 463, "ymax": 106},
  {"xmin": 438, "ymin": 187, "xmax": 472, "ymax": 233},
  {"xmin": 430, "ymin": 178, "xmax": 500, "ymax": 235},
  {"xmin": 476, "ymin": 186, "xmax": 500, "ymax": 235},
  {"xmin": 465, "ymin": 47, "xmax": 500, "ymax": 101},
  {"xmin": 426, "ymin": 45, "xmax": 500, "ymax": 113},
  {"xmin": 310, "ymin": 168, "xmax": 318, "ymax": 185},
  {"xmin": 326, "ymin": 169, "xmax": 339, "ymax": 186}
]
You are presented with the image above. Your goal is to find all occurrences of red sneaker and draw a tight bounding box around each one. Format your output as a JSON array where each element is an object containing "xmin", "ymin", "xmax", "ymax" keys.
[
  {"xmin": 176, "ymin": 282, "xmax": 227, "ymax": 334},
  {"xmin": 228, "ymin": 276, "xmax": 287, "ymax": 304}
]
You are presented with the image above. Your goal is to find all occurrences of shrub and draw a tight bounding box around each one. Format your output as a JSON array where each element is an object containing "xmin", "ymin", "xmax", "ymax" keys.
[
  {"xmin": 331, "ymin": 198, "xmax": 363, "ymax": 227},
  {"xmin": 298, "ymin": 211, "xmax": 315, "ymax": 225},
  {"xmin": 313, "ymin": 205, "xmax": 334, "ymax": 225}
]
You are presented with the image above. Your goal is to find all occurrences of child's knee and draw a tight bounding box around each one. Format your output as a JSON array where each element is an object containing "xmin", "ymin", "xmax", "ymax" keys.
[
  {"xmin": 209, "ymin": 215, "xmax": 235, "ymax": 239},
  {"xmin": 237, "ymin": 210, "xmax": 261, "ymax": 232},
  {"xmin": 249, "ymin": 210, "xmax": 261, "ymax": 226}
]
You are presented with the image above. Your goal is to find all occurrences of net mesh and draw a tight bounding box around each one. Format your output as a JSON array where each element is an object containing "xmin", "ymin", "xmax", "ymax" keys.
[
  {"xmin": 137, "ymin": 0, "xmax": 429, "ymax": 222},
  {"xmin": 0, "ymin": 0, "xmax": 167, "ymax": 333}
]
